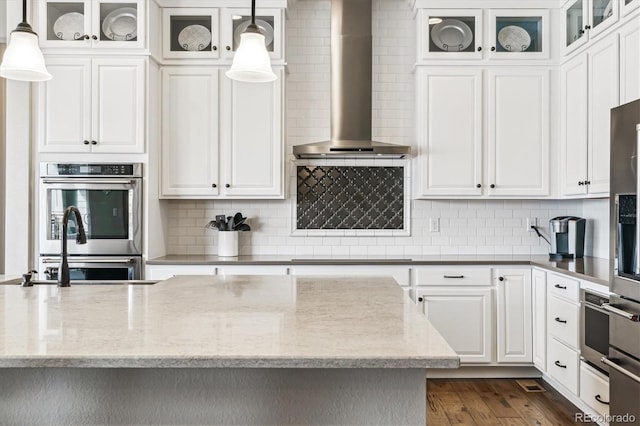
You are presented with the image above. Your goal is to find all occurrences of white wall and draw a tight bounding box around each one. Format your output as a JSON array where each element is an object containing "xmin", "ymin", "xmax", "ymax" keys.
[{"xmin": 163, "ymin": 0, "xmax": 608, "ymax": 259}]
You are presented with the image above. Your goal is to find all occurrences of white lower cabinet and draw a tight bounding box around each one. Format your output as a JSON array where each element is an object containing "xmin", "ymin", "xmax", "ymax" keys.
[
  {"xmin": 417, "ymin": 287, "xmax": 493, "ymax": 363},
  {"xmin": 496, "ymin": 268, "xmax": 533, "ymax": 363},
  {"xmin": 579, "ymin": 361, "xmax": 610, "ymax": 418},
  {"xmin": 548, "ymin": 294, "xmax": 580, "ymax": 348},
  {"xmin": 548, "ymin": 337, "xmax": 581, "ymax": 395},
  {"xmin": 217, "ymin": 265, "xmax": 289, "ymax": 275},
  {"xmin": 532, "ymin": 269, "xmax": 547, "ymax": 371},
  {"xmin": 145, "ymin": 265, "xmax": 216, "ymax": 281}
]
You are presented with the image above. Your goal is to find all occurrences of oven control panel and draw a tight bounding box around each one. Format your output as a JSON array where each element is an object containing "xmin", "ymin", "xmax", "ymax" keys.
[{"xmin": 41, "ymin": 163, "xmax": 142, "ymax": 177}]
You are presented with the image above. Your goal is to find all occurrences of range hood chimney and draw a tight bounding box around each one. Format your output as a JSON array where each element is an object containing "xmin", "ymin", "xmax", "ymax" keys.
[{"xmin": 293, "ymin": 0, "xmax": 411, "ymax": 159}]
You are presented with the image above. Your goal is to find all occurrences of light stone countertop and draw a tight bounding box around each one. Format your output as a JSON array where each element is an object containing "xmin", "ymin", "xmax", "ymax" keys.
[
  {"xmin": 0, "ymin": 275, "xmax": 459, "ymax": 369},
  {"xmin": 147, "ymin": 255, "xmax": 610, "ymax": 286}
]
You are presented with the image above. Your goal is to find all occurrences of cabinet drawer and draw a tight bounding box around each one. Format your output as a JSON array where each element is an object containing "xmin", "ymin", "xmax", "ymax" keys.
[
  {"xmin": 548, "ymin": 273, "xmax": 580, "ymax": 302},
  {"xmin": 548, "ymin": 296, "xmax": 580, "ymax": 349},
  {"xmin": 413, "ymin": 267, "xmax": 492, "ymax": 286},
  {"xmin": 580, "ymin": 361, "xmax": 610, "ymax": 418},
  {"xmin": 548, "ymin": 337, "xmax": 580, "ymax": 394}
]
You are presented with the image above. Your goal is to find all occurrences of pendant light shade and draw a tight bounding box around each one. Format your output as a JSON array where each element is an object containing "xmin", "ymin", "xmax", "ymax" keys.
[
  {"xmin": 0, "ymin": 1, "xmax": 52, "ymax": 82},
  {"xmin": 225, "ymin": 0, "xmax": 276, "ymax": 83}
]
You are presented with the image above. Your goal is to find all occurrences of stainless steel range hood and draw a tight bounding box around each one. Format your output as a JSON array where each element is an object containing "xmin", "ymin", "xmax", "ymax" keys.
[{"xmin": 292, "ymin": 0, "xmax": 411, "ymax": 159}]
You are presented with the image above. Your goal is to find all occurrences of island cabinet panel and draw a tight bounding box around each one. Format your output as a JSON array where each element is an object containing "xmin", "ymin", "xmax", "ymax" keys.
[
  {"xmin": 290, "ymin": 265, "xmax": 411, "ymax": 287},
  {"xmin": 38, "ymin": 57, "xmax": 145, "ymax": 153},
  {"xmin": 145, "ymin": 265, "xmax": 216, "ymax": 280},
  {"xmin": 495, "ymin": 268, "xmax": 533, "ymax": 363},
  {"xmin": 532, "ymin": 269, "xmax": 547, "ymax": 372},
  {"xmin": 416, "ymin": 287, "xmax": 493, "ymax": 363},
  {"xmin": 161, "ymin": 67, "xmax": 220, "ymax": 197}
]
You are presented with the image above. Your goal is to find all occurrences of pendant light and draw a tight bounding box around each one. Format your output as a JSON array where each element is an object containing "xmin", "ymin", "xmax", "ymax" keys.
[
  {"xmin": 0, "ymin": 0, "xmax": 52, "ymax": 82},
  {"xmin": 225, "ymin": 0, "xmax": 276, "ymax": 83}
]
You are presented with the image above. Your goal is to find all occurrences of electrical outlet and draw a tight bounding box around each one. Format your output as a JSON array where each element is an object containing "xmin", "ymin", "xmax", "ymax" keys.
[
  {"xmin": 526, "ymin": 217, "xmax": 537, "ymax": 232},
  {"xmin": 429, "ymin": 218, "xmax": 440, "ymax": 233}
]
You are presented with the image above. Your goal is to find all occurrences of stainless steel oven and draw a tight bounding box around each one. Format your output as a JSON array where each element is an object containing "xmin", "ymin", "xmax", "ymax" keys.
[
  {"xmin": 580, "ymin": 289, "xmax": 610, "ymax": 374},
  {"xmin": 39, "ymin": 163, "xmax": 142, "ymax": 255},
  {"xmin": 38, "ymin": 256, "xmax": 142, "ymax": 281}
]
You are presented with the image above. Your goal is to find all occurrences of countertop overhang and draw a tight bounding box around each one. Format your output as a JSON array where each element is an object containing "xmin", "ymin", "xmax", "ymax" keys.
[{"xmin": 0, "ymin": 275, "xmax": 459, "ymax": 369}]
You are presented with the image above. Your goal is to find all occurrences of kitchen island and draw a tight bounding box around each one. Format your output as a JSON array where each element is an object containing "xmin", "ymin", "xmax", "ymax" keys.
[{"xmin": 0, "ymin": 275, "xmax": 458, "ymax": 425}]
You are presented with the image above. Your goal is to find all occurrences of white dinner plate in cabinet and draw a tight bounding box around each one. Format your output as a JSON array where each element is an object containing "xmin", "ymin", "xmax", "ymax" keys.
[
  {"xmin": 178, "ymin": 25, "xmax": 212, "ymax": 51},
  {"xmin": 102, "ymin": 7, "xmax": 137, "ymax": 41},
  {"xmin": 498, "ymin": 26, "xmax": 531, "ymax": 52},
  {"xmin": 431, "ymin": 19, "xmax": 473, "ymax": 52},
  {"xmin": 53, "ymin": 12, "xmax": 85, "ymax": 41}
]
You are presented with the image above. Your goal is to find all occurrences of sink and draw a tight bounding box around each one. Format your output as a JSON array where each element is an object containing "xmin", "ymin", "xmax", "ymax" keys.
[{"xmin": 1, "ymin": 279, "xmax": 157, "ymax": 286}]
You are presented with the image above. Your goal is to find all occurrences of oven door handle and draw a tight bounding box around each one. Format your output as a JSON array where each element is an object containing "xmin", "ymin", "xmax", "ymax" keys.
[
  {"xmin": 42, "ymin": 178, "xmax": 137, "ymax": 185},
  {"xmin": 601, "ymin": 303, "xmax": 640, "ymax": 321},
  {"xmin": 41, "ymin": 258, "xmax": 136, "ymax": 264},
  {"xmin": 601, "ymin": 357, "xmax": 640, "ymax": 384},
  {"xmin": 635, "ymin": 123, "xmax": 640, "ymax": 275}
]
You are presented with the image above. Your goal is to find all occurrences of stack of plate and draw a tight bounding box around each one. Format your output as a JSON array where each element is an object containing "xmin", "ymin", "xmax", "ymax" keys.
[
  {"xmin": 102, "ymin": 7, "xmax": 137, "ymax": 41},
  {"xmin": 53, "ymin": 12, "xmax": 84, "ymax": 40}
]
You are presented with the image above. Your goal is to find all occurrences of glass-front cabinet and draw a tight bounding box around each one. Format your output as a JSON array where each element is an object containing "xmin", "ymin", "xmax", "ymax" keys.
[
  {"xmin": 163, "ymin": 8, "xmax": 220, "ymax": 59},
  {"xmin": 622, "ymin": 0, "xmax": 640, "ymax": 16},
  {"xmin": 418, "ymin": 9, "xmax": 483, "ymax": 59},
  {"xmin": 38, "ymin": 0, "xmax": 145, "ymax": 49},
  {"xmin": 563, "ymin": 0, "xmax": 619, "ymax": 55},
  {"xmin": 220, "ymin": 8, "xmax": 283, "ymax": 61},
  {"xmin": 488, "ymin": 10, "xmax": 549, "ymax": 59}
]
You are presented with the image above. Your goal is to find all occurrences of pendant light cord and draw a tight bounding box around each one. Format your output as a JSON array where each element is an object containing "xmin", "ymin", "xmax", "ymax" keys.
[
  {"xmin": 251, "ymin": 0, "xmax": 256, "ymax": 25},
  {"xmin": 22, "ymin": 0, "xmax": 27, "ymax": 24}
]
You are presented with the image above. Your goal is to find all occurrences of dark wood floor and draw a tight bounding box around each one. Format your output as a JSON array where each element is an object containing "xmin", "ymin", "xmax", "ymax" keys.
[{"xmin": 427, "ymin": 379, "xmax": 595, "ymax": 425}]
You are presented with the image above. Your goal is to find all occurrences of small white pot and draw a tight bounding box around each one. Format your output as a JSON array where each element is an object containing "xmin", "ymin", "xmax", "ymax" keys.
[{"xmin": 218, "ymin": 231, "xmax": 239, "ymax": 257}]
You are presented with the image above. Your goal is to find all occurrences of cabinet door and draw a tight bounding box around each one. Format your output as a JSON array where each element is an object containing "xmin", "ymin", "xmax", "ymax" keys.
[
  {"xmin": 417, "ymin": 288, "xmax": 493, "ymax": 363},
  {"xmin": 417, "ymin": 9, "xmax": 484, "ymax": 60},
  {"xmin": 563, "ymin": 0, "xmax": 589, "ymax": 55},
  {"xmin": 38, "ymin": 0, "xmax": 91, "ymax": 48},
  {"xmin": 561, "ymin": 55, "xmax": 589, "ymax": 196},
  {"xmin": 91, "ymin": 58, "xmax": 145, "ymax": 153},
  {"xmin": 487, "ymin": 69, "xmax": 549, "ymax": 196},
  {"xmin": 220, "ymin": 7, "xmax": 283, "ymax": 61},
  {"xmin": 415, "ymin": 68, "xmax": 483, "ymax": 197},
  {"xmin": 91, "ymin": 1, "xmax": 145, "ymax": 49},
  {"xmin": 532, "ymin": 269, "xmax": 547, "ymax": 371},
  {"xmin": 588, "ymin": 35, "xmax": 619, "ymax": 195},
  {"xmin": 38, "ymin": 57, "xmax": 91, "ymax": 153},
  {"xmin": 162, "ymin": 8, "xmax": 220, "ymax": 59},
  {"xmin": 220, "ymin": 67, "xmax": 283, "ymax": 198},
  {"xmin": 496, "ymin": 269, "xmax": 533, "ymax": 363},
  {"xmin": 488, "ymin": 9, "xmax": 550, "ymax": 60},
  {"xmin": 161, "ymin": 67, "xmax": 220, "ymax": 197},
  {"xmin": 588, "ymin": 0, "xmax": 619, "ymax": 40},
  {"xmin": 620, "ymin": 19, "xmax": 640, "ymax": 106}
]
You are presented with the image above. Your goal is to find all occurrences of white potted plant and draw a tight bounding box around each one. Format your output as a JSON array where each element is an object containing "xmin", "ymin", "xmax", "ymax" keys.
[{"xmin": 205, "ymin": 212, "xmax": 251, "ymax": 257}]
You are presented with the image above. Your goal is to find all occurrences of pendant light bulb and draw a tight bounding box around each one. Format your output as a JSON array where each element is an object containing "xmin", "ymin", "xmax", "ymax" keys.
[
  {"xmin": 226, "ymin": 0, "xmax": 276, "ymax": 83},
  {"xmin": 0, "ymin": 0, "xmax": 51, "ymax": 82}
]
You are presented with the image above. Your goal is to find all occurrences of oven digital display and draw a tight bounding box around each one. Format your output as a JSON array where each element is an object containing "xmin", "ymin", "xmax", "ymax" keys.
[{"xmin": 53, "ymin": 164, "xmax": 134, "ymax": 176}]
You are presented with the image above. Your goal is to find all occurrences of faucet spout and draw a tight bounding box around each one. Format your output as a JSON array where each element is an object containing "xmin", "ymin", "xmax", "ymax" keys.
[{"xmin": 58, "ymin": 206, "xmax": 87, "ymax": 287}]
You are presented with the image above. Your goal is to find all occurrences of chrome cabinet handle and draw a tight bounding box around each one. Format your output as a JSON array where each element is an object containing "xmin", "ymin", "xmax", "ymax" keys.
[
  {"xmin": 594, "ymin": 395, "xmax": 609, "ymax": 405},
  {"xmin": 554, "ymin": 360, "xmax": 567, "ymax": 369},
  {"xmin": 554, "ymin": 284, "xmax": 567, "ymax": 289},
  {"xmin": 443, "ymin": 275, "xmax": 464, "ymax": 279},
  {"xmin": 601, "ymin": 303, "xmax": 640, "ymax": 321},
  {"xmin": 554, "ymin": 317, "xmax": 567, "ymax": 324},
  {"xmin": 601, "ymin": 357, "xmax": 640, "ymax": 384}
]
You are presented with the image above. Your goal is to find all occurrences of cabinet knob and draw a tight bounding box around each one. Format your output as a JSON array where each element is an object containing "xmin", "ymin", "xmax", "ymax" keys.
[
  {"xmin": 477, "ymin": 46, "xmax": 482, "ymax": 51},
  {"xmin": 585, "ymin": 25, "xmax": 591, "ymax": 30},
  {"xmin": 578, "ymin": 181, "xmax": 584, "ymax": 186},
  {"xmin": 498, "ymin": 276, "xmax": 504, "ymax": 281},
  {"xmin": 212, "ymin": 45, "xmax": 217, "ymax": 51},
  {"xmin": 476, "ymin": 184, "xmax": 481, "ymax": 188},
  {"xmin": 226, "ymin": 46, "xmax": 231, "ymax": 51},
  {"xmin": 91, "ymin": 140, "xmax": 97, "ymax": 145},
  {"xmin": 225, "ymin": 184, "xmax": 230, "ymax": 188},
  {"xmin": 83, "ymin": 140, "xmax": 90, "ymax": 145},
  {"xmin": 418, "ymin": 297, "xmax": 423, "ymax": 302},
  {"xmin": 92, "ymin": 35, "xmax": 98, "ymax": 40},
  {"xmin": 491, "ymin": 46, "xmax": 496, "ymax": 51},
  {"xmin": 585, "ymin": 180, "xmax": 591, "ymax": 185},
  {"xmin": 490, "ymin": 184, "xmax": 495, "ymax": 189},
  {"xmin": 211, "ymin": 183, "xmax": 217, "ymax": 188}
]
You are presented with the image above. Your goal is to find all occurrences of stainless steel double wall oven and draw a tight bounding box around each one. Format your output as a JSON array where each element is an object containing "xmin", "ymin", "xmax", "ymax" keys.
[
  {"xmin": 607, "ymin": 99, "xmax": 640, "ymax": 424},
  {"xmin": 39, "ymin": 163, "xmax": 142, "ymax": 280}
]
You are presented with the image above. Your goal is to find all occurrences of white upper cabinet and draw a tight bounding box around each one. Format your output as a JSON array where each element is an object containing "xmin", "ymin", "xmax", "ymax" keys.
[
  {"xmin": 160, "ymin": 67, "xmax": 285, "ymax": 199},
  {"xmin": 487, "ymin": 68, "xmax": 549, "ymax": 197},
  {"xmin": 622, "ymin": 0, "xmax": 640, "ymax": 15},
  {"xmin": 38, "ymin": 57, "xmax": 145, "ymax": 154},
  {"xmin": 161, "ymin": 67, "xmax": 220, "ymax": 197},
  {"xmin": 563, "ymin": 0, "xmax": 619, "ymax": 55},
  {"xmin": 561, "ymin": 35, "xmax": 619, "ymax": 197},
  {"xmin": 418, "ymin": 9, "xmax": 483, "ymax": 60},
  {"xmin": 487, "ymin": 10, "xmax": 550, "ymax": 60},
  {"xmin": 415, "ymin": 68, "xmax": 483, "ymax": 197},
  {"xmin": 162, "ymin": 8, "xmax": 220, "ymax": 59},
  {"xmin": 619, "ymin": 17, "xmax": 640, "ymax": 104},
  {"xmin": 38, "ymin": 0, "xmax": 146, "ymax": 50},
  {"xmin": 495, "ymin": 269, "xmax": 533, "ymax": 364}
]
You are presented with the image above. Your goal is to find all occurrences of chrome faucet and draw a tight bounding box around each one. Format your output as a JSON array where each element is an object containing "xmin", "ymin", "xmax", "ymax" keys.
[{"xmin": 58, "ymin": 206, "xmax": 87, "ymax": 287}]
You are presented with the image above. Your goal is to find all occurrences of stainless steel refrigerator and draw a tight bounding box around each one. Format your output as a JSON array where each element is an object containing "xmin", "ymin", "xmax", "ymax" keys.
[{"xmin": 607, "ymin": 98, "xmax": 640, "ymax": 425}]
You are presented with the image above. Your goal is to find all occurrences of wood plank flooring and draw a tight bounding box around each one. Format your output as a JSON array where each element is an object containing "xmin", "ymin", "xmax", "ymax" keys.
[{"xmin": 427, "ymin": 379, "xmax": 596, "ymax": 425}]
